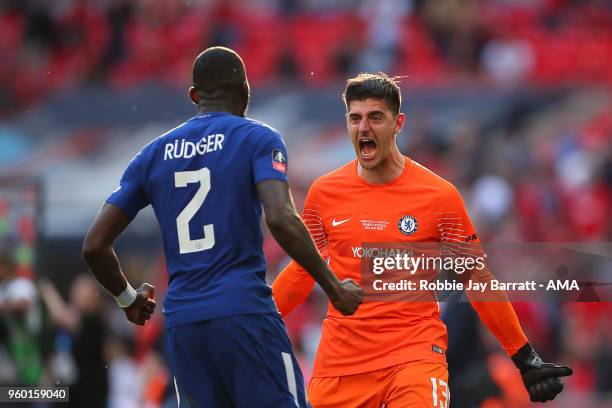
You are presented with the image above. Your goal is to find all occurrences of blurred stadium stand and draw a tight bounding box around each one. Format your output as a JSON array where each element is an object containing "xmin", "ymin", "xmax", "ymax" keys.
[{"xmin": 0, "ymin": 0, "xmax": 610, "ymax": 407}]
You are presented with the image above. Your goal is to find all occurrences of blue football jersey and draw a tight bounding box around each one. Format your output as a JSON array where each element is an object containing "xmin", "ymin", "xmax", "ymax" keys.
[{"xmin": 107, "ymin": 112, "xmax": 288, "ymax": 328}]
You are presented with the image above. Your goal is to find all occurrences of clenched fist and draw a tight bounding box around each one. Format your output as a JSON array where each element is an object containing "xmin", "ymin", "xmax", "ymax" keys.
[{"xmin": 123, "ymin": 283, "xmax": 156, "ymax": 326}]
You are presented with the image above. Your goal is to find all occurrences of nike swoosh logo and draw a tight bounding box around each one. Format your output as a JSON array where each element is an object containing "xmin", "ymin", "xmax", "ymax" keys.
[{"xmin": 331, "ymin": 218, "xmax": 351, "ymax": 227}]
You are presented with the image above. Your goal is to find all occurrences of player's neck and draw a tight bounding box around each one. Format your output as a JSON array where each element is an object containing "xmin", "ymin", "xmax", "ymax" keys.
[
  {"xmin": 358, "ymin": 148, "xmax": 406, "ymax": 185},
  {"xmin": 197, "ymin": 103, "xmax": 245, "ymax": 117}
]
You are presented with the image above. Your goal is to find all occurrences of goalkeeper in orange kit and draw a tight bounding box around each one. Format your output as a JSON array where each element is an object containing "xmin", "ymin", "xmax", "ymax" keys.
[{"xmin": 272, "ymin": 73, "xmax": 572, "ymax": 407}]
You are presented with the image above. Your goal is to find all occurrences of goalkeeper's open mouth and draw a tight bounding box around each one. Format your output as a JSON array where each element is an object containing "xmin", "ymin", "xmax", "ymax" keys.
[{"xmin": 358, "ymin": 138, "xmax": 377, "ymax": 161}]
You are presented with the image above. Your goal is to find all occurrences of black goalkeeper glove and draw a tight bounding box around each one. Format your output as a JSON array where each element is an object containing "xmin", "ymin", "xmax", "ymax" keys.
[{"xmin": 511, "ymin": 343, "xmax": 573, "ymax": 403}]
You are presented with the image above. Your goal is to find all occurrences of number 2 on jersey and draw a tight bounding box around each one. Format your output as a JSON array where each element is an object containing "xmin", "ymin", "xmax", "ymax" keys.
[{"xmin": 174, "ymin": 168, "xmax": 215, "ymax": 254}]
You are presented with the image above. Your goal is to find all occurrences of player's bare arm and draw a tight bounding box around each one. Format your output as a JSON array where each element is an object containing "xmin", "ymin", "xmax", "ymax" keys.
[
  {"xmin": 256, "ymin": 179, "xmax": 363, "ymax": 315},
  {"xmin": 82, "ymin": 203, "xmax": 156, "ymax": 326}
]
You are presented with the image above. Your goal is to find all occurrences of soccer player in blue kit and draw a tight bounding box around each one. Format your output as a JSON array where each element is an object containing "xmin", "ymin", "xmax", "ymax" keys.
[{"xmin": 82, "ymin": 46, "xmax": 363, "ymax": 407}]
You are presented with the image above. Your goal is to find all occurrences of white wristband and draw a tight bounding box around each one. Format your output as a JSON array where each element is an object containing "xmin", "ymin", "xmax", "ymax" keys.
[{"xmin": 115, "ymin": 283, "xmax": 137, "ymax": 308}]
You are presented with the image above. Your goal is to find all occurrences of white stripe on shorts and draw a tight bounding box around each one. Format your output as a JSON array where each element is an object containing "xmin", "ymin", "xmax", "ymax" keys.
[
  {"xmin": 281, "ymin": 352, "xmax": 299, "ymax": 407},
  {"xmin": 174, "ymin": 376, "xmax": 181, "ymax": 407}
]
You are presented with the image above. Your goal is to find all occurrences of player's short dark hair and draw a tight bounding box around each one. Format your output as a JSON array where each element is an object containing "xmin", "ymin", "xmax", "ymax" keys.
[
  {"xmin": 192, "ymin": 46, "xmax": 249, "ymax": 103},
  {"xmin": 342, "ymin": 72, "xmax": 402, "ymax": 115}
]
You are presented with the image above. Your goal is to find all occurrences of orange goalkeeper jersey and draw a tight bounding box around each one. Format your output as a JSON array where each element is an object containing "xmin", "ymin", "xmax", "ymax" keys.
[{"xmin": 273, "ymin": 158, "xmax": 528, "ymax": 378}]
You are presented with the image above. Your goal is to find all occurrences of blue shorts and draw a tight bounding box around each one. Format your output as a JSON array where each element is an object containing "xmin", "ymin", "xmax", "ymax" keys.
[{"xmin": 166, "ymin": 312, "xmax": 307, "ymax": 408}]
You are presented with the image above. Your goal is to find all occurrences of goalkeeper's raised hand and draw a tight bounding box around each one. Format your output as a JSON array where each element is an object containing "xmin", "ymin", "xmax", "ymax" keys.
[{"xmin": 512, "ymin": 343, "xmax": 573, "ymax": 403}]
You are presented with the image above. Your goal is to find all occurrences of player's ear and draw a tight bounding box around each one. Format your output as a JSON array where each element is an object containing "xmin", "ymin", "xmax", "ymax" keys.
[
  {"xmin": 239, "ymin": 81, "xmax": 250, "ymax": 117},
  {"xmin": 395, "ymin": 112, "xmax": 405, "ymax": 134},
  {"xmin": 188, "ymin": 87, "xmax": 198, "ymax": 105}
]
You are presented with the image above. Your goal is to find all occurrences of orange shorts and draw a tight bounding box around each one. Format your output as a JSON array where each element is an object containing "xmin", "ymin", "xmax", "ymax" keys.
[{"xmin": 308, "ymin": 360, "xmax": 449, "ymax": 408}]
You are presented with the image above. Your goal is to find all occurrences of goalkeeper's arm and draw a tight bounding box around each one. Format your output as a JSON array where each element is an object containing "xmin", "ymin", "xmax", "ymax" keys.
[{"xmin": 466, "ymin": 276, "xmax": 573, "ymax": 403}]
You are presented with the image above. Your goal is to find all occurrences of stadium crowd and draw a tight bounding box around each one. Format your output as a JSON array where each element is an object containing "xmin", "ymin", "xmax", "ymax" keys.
[
  {"xmin": 0, "ymin": 0, "xmax": 610, "ymax": 407},
  {"xmin": 1, "ymin": 0, "xmax": 612, "ymax": 117}
]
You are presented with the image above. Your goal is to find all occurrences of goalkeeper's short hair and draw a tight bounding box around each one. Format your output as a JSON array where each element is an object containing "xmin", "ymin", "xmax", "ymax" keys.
[{"xmin": 342, "ymin": 72, "xmax": 402, "ymax": 115}]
